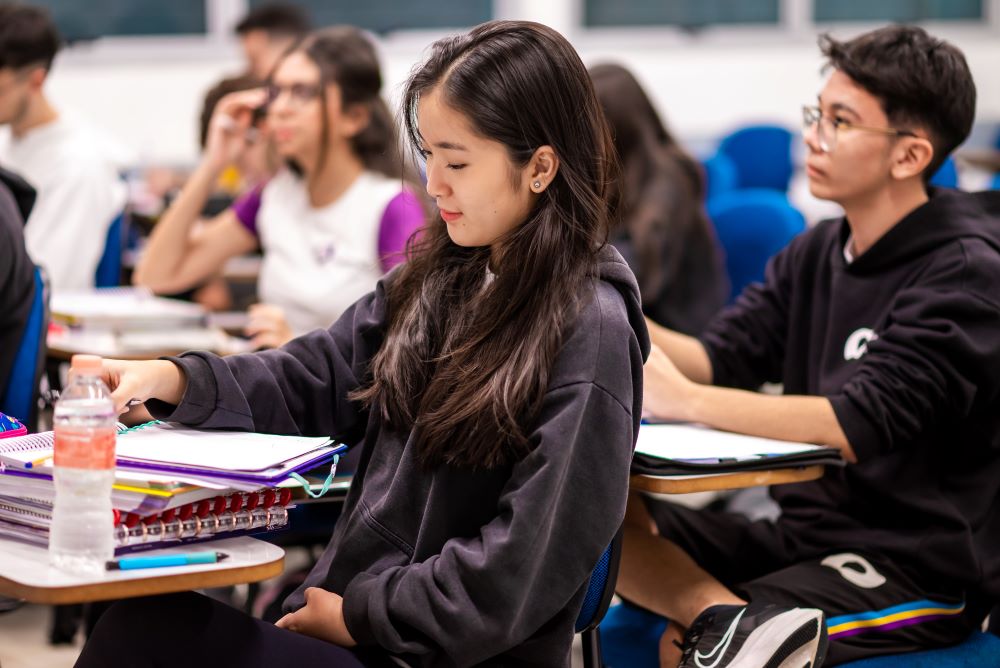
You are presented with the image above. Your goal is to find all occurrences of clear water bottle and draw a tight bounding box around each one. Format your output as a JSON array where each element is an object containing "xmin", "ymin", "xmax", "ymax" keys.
[{"xmin": 49, "ymin": 354, "xmax": 117, "ymax": 573}]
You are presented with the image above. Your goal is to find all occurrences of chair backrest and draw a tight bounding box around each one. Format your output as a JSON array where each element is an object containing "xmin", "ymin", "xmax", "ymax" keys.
[
  {"xmin": 0, "ymin": 266, "xmax": 49, "ymax": 430},
  {"xmin": 95, "ymin": 212, "xmax": 125, "ymax": 288},
  {"xmin": 928, "ymin": 156, "xmax": 958, "ymax": 189},
  {"xmin": 717, "ymin": 124, "xmax": 795, "ymax": 192},
  {"xmin": 575, "ymin": 526, "xmax": 624, "ymax": 634},
  {"xmin": 707, "ymin": 189, "xmax": 806, "ymax": 303},
  {"xmin": 702, "ymin": 153, "xmax": 739, "ymax": 202}
]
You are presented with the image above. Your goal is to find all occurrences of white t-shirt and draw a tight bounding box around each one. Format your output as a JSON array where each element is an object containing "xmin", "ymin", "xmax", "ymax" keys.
[
  {"xmin": 0, "ymin": 116, "xmax": 127, "ymax": 291},
  {"xmin": 255, "ymin": 168, "xmax": 408, "ymax": 336}
]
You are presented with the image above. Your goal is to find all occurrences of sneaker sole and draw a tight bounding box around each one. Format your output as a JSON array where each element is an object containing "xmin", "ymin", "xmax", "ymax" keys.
[{"xmin": 721, "ymin": 608, "xmax": 826, "ymax": 668}]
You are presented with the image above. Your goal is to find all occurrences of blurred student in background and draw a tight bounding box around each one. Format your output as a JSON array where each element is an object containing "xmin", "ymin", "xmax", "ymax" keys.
[
  {"xmin": 236, "ymin": 2, "xmax": 311, "ymax": 80},
  {"xmin": 0, "ymin": 4, "xmax": 126, "ymax": 291},
  {"xmin": 183, "ymin": 72, "xmax": 277, "ymax": 313},
  {"xmin": 134, "ymin": 26, "xmax": 425, "ymax": 349},
  {"xmin": 591, "ymin": 64, "xmax": 727, "ymax": 335}
]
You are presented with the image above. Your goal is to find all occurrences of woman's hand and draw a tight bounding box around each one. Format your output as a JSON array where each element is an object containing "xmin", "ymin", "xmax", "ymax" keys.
[
  {"xmin": 204, "ymin": 88, "xmax": 269, "ymax": 172},
  {"xmin": 643, "ymin": 344, "xmax": 699, "ymax": 422},
  {"xmin": 95, "ymin": 359, "xmax": 188, "ymax": 415},
  {"xmin": 245, "ymin": 303, "xmax": 294, "ymax": 349},
  {"xmin": 275, "ymin": 588, "xmax": 357, "ymax": 647}
]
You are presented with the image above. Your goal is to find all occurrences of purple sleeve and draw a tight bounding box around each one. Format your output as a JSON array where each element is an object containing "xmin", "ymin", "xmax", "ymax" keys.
[
  {"xmin": 231, "ymin": 183, "xmax": 265, "ymax": 238},
  {"xmin": 377, "ymin": 189, "xmax": 425, "ymax": 272}
]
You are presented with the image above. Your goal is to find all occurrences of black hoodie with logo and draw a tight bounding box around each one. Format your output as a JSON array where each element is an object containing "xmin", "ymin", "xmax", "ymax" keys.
[
  {"xmin": 152, "ymin": 246, "xmax": 650, "ymax": 667},
  {"xmin": 701, "ymin": 188, "xmax": 1000, "ymax": 608}
]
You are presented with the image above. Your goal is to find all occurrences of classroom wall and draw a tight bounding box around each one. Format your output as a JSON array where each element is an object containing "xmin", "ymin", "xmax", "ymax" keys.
[{"xmin": 42, "ymin": 29, "xmax": 1000, "ymax": 167}]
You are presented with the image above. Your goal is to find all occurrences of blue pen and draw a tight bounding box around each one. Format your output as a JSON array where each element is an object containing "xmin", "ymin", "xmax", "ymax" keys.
[{"xmin": 105, "ymin": 551, "xmax": 229, "ymax": 571}]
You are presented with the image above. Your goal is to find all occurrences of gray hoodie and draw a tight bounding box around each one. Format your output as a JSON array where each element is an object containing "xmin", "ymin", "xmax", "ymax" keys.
[{"xmin": 154, "ymin": 245, "xmax": 649, "ymax": 667}]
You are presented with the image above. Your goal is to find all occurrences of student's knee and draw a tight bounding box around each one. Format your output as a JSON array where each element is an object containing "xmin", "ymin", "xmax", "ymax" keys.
[{"xmin": 89, "ymin": 592, "xmax": 203, "ymax": 643}]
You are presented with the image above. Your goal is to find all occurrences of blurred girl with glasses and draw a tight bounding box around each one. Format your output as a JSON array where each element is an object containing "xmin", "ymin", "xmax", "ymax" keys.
[{"xmin": 134, "ymin": 26, "xmax": 425, "ymax": 349}]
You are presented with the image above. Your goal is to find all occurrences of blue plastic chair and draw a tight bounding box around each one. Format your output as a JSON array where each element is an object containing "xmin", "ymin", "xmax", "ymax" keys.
[
  {"xmin": 0, "ymin": 266, "xmax": 49, "ymax": 430},
  {"xmin": 702, "ymin": 153, "xmax": 739, "ymax": 202},
  {"xmin": 929, "ymin": 156, "xmax": 959, "ymax": 189},
  {"xmin": 706, "ymin": 189, "xmax": 806, "ymax": 303},
  {"xmin": 576, "ymin": 527, "xmax": 624, "ymax": 668},
  {"xmin": 717, "ymin": 124, "xmax": 795, "ymax": 192},
  {"xmin": 600, "ymin": 602, "xmax": 666, "ymax": 668},
  {"xmin": 95, "ymin": 212, "xmax": 125, "ymax": 288},
  {"xmin": 842, "ymin": 631, "xmax": 1000, "ymax": 666},
  {"xmin": 990, "ymin": 172, "xmax": 1000, "ymax": 190}
]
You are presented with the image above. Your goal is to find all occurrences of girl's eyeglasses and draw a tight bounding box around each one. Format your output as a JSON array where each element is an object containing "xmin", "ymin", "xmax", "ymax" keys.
[
  {"xmin": 265, "ymin": 82, "xmax": 323, "ymax": 107},
  {"xmin": 801, "ymin": 105, "xmax": 917, "ymax": 154}
]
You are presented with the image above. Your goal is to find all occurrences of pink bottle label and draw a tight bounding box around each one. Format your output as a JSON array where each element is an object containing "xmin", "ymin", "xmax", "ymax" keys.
[{"xmin": 54, "ymin": 428, "xmax": 116, "ymax": 469}]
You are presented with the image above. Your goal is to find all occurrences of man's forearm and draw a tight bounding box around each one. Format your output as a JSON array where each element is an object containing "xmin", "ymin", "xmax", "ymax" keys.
[
  {"xmin": 683, "ymin": 384, "xmax": 857, "ymax": 462},
  {"xmin": 645, "ymin": 318, "xmax": 713, "ymax": 384}
]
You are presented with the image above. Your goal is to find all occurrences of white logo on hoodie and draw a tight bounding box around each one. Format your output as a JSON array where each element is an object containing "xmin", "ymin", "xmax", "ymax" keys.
[{"xmin": 844, "ymin": 328, "xmax": 878, "ymax": 360}]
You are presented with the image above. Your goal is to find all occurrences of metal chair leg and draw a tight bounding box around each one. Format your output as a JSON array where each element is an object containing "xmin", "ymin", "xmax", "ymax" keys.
[{"xmin": 581, "ymin": 627, "xmax": 603, "ymax": 668}]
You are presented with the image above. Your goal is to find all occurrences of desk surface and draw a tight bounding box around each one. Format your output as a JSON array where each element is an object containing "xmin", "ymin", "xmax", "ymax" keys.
[
  {"xmin": 630, "ymin": 465, "xmax": 823, "ymax": 495},
  {"xmin": 0, "ymin": 536, "xmax": 284, "ymax": 604},
  {"xmin": 47, "ymin": 327, "xmax": 253, "ymax": 361}
]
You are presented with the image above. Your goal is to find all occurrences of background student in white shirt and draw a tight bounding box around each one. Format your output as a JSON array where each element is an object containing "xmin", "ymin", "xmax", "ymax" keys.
[
  {"xmin": 0, "ymin": 4, "xmax": 127, "ymax": 292},
  {"xmin": 134, "ymin": 26, "xmax": 425, "ymax": 349}
]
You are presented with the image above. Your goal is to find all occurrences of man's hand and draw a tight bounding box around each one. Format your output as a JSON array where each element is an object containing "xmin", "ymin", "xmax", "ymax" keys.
[
  {"xmin": 643, "ymin": 344, "xmax": 698, "ymax": 421},
  {"xmin": 275, "ymin": 588, "xmax": 357, "ymax": 647}
]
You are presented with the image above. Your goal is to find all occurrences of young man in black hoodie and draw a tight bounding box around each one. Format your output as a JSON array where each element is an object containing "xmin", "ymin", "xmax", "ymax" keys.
[{"xmin": 619, "ymin": 25, "xmax": 1000, "ymax": 667}]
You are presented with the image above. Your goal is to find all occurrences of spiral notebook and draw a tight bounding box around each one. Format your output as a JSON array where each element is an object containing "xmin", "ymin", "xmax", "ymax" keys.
[
  {"xmin": 0, "ymin": 487, "xmax": 294, "ymax": 554},
  {"xmin": 0, "ymin": 421, "xmax": 346, "ymax": 484}
]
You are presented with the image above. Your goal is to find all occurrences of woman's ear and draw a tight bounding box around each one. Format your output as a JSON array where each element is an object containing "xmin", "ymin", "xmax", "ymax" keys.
[
  {"xmin": 891, "ymin": 136, "xmax": 934, "ymax": 182},
  {"xmin": 525, "ymin": 146, "xmax": 559, "ymax": 193}
]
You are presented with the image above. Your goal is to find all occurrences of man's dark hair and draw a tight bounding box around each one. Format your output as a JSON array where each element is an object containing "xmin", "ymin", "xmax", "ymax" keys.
[
  {"xmin": 820, "ymin": 25, "xmax": 976, "ymax": 180},
  {"xmin": 235, "ymin": 3, "xmax": 310, "ymax": 38},
  {"xmin": 0, "ymin": 3, "xmax": 61, "ymax": 71}
]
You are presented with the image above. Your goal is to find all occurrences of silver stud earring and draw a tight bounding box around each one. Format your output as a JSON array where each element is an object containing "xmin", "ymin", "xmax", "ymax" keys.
[{"xmin": 533, "ymin": 180, "xmax": 542, "ymax": 190}]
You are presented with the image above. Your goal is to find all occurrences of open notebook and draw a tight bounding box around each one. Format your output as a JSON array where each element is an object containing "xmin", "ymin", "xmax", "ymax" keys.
[
  {"xmin": 50, "ymin": 287, "xmax": 206, "ymax": 330},
  {"xmin": 632, "ymin": 422, "xmax": 844, "ymax": 476},
  {"xmin": 0, "ymin": 421, "xmax": 346, "ymax": 484}
]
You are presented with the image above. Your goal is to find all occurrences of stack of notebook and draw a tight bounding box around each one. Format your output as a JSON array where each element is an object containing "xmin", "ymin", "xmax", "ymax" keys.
[
  {"xmin": 0, "ymin": 420, "xmax": 346, "ymax": 553},
  {"xmin": 631, "ymin": 422, "xmax": 845, "ymax": 476}
]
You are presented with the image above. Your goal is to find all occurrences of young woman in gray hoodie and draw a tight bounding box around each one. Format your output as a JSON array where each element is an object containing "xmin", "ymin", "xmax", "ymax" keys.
[{"xmin": 76, "ymin": 20, "xmax": 649, "ymax": 668}]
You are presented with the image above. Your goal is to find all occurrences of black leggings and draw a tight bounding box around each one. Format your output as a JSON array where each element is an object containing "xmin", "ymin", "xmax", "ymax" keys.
[{"xmin": 74, "ymin": 591, "xmax": 381, "ymax": 668}]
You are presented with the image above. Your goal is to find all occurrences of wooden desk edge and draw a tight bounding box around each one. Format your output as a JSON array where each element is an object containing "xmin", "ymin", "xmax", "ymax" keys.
[
  {"xmin": 0, "ymin": 554, "xmax": 284, "ymax": 605},
  {"xmin": 630, "ymin": 465, "xmax": 824, "ymax": 494}
]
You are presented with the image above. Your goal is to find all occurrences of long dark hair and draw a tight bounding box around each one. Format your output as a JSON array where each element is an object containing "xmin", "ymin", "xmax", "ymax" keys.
[
  {"xmin": 278, "ymin": 26, "xmax": 402, "ymax": 179},
  {"xmin": 590, "ymin": 63, "xmax": 715, "ymax": 321},
  {"xmin": 351, "ymin": 21, "xmax": 618, "ymax": 470}
]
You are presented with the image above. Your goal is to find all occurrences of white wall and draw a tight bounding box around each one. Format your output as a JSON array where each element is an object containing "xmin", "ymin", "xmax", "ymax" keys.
[{"xmin": 42, "ymin": 26, "xmax": 1000, "ymax": 167}]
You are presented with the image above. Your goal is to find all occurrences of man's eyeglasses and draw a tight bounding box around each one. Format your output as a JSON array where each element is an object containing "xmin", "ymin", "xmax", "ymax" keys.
[
  {"xmin": 265, "ymin": 82, "xmax": 323, "ymax": 107},
  {"xmin": 801, "ymin": 105, "xmax": 917, "ymax": 154}
]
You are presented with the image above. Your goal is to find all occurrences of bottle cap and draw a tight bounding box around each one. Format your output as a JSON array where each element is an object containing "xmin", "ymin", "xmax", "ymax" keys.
[{"xmin": 70, "ymin": 354, "xmax": 103, "ymax": 374}]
